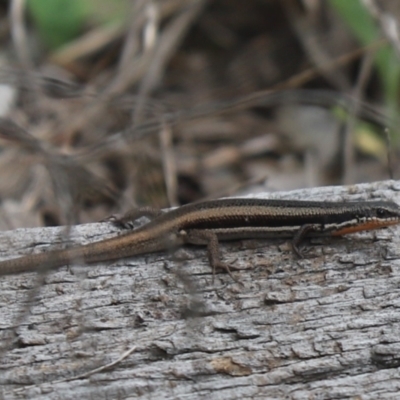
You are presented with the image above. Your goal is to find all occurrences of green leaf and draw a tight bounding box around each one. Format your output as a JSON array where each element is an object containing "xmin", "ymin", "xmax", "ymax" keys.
[
  {"xmin": 27, "ymin": 0, "xmax": 88, "ymax": 49},
  {"xmin": 329, "ymin": 0, "xmax": 400, "ymax": 108}
]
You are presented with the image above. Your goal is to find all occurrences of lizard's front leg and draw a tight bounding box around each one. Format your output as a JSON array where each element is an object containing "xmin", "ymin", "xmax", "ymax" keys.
[{"xmin": 291, "ymin": 223, "xmax": 323, "ymax": 257}]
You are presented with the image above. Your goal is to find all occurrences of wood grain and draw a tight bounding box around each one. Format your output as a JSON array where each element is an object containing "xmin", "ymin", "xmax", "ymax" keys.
[{"xmin": 1, "ymin": 180, "xmax": 400, "ymax": 399}]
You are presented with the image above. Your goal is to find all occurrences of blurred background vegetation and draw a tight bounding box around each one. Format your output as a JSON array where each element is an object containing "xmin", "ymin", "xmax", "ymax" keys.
[{"xmin": 0, "ymin": 0, "xmax": 399, "ymax": 228}]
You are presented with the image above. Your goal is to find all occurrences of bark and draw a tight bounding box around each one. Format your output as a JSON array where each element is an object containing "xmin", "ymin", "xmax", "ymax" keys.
[{"xmin": 1, "ymin": 180, "xmax": 400, "ymax": 400}]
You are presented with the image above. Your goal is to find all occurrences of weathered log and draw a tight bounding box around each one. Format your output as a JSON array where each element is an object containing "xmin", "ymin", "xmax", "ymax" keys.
[{"xmin": 1, "ymin": 180, "xmax": 400, "ymax": 399}]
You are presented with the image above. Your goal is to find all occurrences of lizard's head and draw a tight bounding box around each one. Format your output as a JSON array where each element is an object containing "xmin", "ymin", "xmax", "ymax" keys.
[{"xmin": 333, "ymin": 200, "xmax": 400, "ymax": 236}]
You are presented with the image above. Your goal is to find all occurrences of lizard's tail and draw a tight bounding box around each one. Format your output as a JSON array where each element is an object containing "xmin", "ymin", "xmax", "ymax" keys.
[
  {"xmin": 0, "ymin": 223, "xmax": 177, "ymax": 276},
  {"xmin": 0, "ymin": 246, "xmax": 88, "ymax": 276}
]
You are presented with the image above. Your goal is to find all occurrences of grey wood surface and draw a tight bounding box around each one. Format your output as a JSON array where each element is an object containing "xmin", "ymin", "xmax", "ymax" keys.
[{"xmin": 1, "ymin": 180, "xmax": 400, "ymax": 400}]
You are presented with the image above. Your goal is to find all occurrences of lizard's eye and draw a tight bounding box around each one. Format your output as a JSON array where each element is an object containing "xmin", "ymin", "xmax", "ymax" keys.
[{"xmin": 376, "ymin": 208, "xmax": 388, "ymax": 218}]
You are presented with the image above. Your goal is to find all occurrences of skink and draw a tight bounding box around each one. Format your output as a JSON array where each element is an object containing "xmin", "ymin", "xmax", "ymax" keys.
[{"xmin": 0, "ymin": 198, "xmax": 399, "ymax": 277}]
